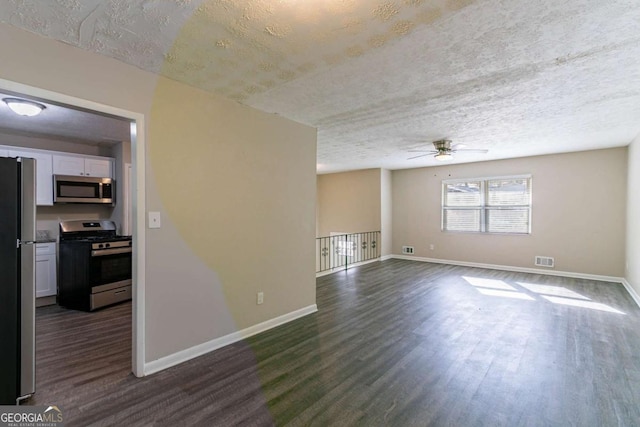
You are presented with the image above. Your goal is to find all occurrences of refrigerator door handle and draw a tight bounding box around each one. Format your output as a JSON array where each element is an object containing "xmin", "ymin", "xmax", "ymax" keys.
[
  {"xmin": 19, "ymin": 157, "xmax": 37, "ymax": 244},
  {"xmin": 19, "ymin": 242, "xmax": 36, "ymax": 399}
]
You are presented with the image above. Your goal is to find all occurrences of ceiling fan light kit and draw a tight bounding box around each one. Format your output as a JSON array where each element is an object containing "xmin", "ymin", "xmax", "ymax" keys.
[{"xmin": 435, "ymin": 152, "xmax": 453, "ymax": 161}]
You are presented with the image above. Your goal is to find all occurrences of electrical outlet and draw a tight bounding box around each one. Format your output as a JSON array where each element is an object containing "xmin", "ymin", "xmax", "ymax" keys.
[
  {"xmin": 257, "ymin": 292, "xmax": 264, "ymax": 305},
  {"xmin": 429, "ymin": 244, "xmax": 435, "ymax": 251},
  {"xmin": 402, "ymin": 246, "xmax": 414, "ymax": 254}
]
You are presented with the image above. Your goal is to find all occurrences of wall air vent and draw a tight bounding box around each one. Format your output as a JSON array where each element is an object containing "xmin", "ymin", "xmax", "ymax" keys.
[
  {"xmin": 402, "ymin": 246, "xmax": 415, "ymax": 255},
  {"xmin": 535, "ymin": 256, "xmax": 555, "ymax": 268}
]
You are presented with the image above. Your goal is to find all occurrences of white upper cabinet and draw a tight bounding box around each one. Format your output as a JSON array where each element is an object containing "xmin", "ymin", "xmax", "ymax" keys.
[
  {"xmin": 53, "ymin": 155, "xmax": 112, "ymax": 178},
  {"xmin": 85, "ymin": 158, "xmax": 112, "ymax": 177},
  {"xmin": 1, "ymin": 146, "xmax": 114, "ymax": 205},
  {"xmin": 8, "ymin": 149, "xmax": 54, "ymax": 206},
  {"xmin": 52, "ymin": 155, "xmax": 85, "ymax": 176}
]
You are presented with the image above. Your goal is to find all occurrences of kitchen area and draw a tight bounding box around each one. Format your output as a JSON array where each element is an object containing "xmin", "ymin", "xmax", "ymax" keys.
[
  {"xmin": 0, "ymin": 94, "xmax": 134, "ymax": 404},
  {"xmin": 1, "ymin": 129, "xmax": 133, "ymax": 309}
]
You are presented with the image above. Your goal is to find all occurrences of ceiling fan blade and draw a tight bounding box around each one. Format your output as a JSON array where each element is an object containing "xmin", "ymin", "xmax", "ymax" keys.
[
  {"xmin": 407, "ymin": 153, "xmax": 432, "ymax": 160},
  {"xmin": 407, "ymin": 149, "xmax": 438, "ymax": 153}
]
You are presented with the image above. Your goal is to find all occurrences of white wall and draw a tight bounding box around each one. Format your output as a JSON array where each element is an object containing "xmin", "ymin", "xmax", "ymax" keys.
[
  {"xmin": 392, "ymin": 148, "xmax": 627, "ymax": 277},
  {"xmin": 626, "ymin": 134, "xmax": 640, "ymax": 293}
]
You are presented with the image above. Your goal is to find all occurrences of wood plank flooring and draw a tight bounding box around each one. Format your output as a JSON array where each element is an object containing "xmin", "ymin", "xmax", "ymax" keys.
[{"xmin": 30, "ymin": 260, "xmax": 640, "ymax": 426}]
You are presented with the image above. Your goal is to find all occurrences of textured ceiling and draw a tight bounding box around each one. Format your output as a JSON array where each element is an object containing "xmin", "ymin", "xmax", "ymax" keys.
[{"xmin": 1, "ymin": 0, "xmax": 640, "ymax": 173}]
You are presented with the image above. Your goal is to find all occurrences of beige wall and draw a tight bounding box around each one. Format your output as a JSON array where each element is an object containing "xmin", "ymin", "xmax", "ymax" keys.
[
  {"xmin": 392, "ymin": 148, "xmax": 627, "ymax": 277},
  {"xmin": 146, "ymin": 78, "xmax": 317, "ymax": 358},
  {"xmin": 0, "ymin": 24, "xmax": 317, "ymax": 363},
  {"xmin": 627, "ymin": 134, "xmax": 640, "ymax": 293},
  {"xmin": 316, "ymin": 169, "xmax": 381, "ymax": 237}
]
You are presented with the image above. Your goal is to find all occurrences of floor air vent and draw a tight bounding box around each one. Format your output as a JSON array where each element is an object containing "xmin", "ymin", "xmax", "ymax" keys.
[
  {"xmin": 402, "ymin": 246, "xmax": 415, "ymax": 255},
  {"xmin": 535, "ymin": 256, "xmax": 555, "ymax": 268}
]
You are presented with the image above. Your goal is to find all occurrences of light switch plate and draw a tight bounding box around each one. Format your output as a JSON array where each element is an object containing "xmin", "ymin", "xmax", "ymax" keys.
[{"xmin": 148, "ymin": 211, "xmax": 161, "ymax": 229}]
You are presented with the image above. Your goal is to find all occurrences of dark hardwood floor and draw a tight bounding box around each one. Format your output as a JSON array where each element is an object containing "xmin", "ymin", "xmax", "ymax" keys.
[{"xmin": 31, "ymin": 260, "xmax": 640, "ymax": 426}]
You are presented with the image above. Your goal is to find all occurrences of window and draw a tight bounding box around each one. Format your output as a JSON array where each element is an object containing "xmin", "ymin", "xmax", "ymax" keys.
[
  {"xmin": 335, "ymin": 240, "xmax": 356, "ymax": 257},
  {"xmin": 442, "ymin": 175, "xmax": 531, "ymax": 234}
]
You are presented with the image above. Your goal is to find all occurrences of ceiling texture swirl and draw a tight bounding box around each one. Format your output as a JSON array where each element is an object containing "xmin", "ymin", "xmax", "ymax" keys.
[{"xmin": 1, "ymin": 0, "xmax": 640, "ymax": 172}]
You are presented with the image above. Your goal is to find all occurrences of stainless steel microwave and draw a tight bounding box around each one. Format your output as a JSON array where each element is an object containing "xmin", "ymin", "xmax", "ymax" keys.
[{"xmin": 54, "ymin": 175, "xmax": 115, "ymax": 205}]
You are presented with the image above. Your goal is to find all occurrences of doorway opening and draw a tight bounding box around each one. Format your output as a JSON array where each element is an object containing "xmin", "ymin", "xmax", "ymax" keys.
[{"xmin": 0, "ymin": 78, "xmax": 146, "ymax": 389}]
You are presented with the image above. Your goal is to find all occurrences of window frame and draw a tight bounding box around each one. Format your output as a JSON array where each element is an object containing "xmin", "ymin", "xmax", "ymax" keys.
[{"xmin": 441, "ymin": 174, "xmax": 532, "ymax": 235}]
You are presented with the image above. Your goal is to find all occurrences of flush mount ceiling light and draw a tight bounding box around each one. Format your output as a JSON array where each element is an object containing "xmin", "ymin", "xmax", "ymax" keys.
[{"xmin": 3, "ymin": 97, "xmax": 46, "ymax": 117}]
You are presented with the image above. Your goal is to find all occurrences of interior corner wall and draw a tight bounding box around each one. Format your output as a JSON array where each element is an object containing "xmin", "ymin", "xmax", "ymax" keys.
[
  {"xmin": 380, "ymin": 169, "xmax": 392, "ymax": 256},
  {"xmin": 626, "ymin": 134, "xmax": 640, "ymax": 293},
  {"xmin": 392, "ymin": 148, "xmax": 627, "ymax": 277},
  {"xmin": 316, "ymin": 169, "xmax": 382, "ymax": 237},
  {"xmin": 0, "ymin": 24, "xmax": 317, "ymax": 364}
]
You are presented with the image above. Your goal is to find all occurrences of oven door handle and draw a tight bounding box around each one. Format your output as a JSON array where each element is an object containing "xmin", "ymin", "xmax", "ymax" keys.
[{"xmin": 91, "ymin": 247, "xmax": 132, "ymax": 257}]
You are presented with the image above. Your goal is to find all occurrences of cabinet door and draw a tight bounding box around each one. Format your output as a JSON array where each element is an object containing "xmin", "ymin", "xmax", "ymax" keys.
[
  {"xmin": 53, "ymin": 154, "xmax": 86, "ymax": 176},
  {"xmin": 35, "ymin": 253, "xmax": 57, "ymax": 298},
  {"xmin": 84, "ymin": 158, "xmax": 112, "ymax": 178},
  {"xmin": 9, "ymin": 150, "xmax": 54, "ymax": 206}
]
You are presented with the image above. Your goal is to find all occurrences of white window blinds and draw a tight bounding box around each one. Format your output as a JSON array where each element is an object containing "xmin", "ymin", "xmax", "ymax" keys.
[{"xmin": 442, "ymin": 176, "xmax": 531, "ymax": 234}]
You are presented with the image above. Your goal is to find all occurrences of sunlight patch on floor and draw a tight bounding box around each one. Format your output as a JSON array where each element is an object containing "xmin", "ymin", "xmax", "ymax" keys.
[
  {"xmin": 462, "ymin": 276, "xmax": 516, "ymax": 291},
  {"xmin": 462, "ymin": 276, "xmax": 625, "ymax": 315},
  {"xmin": 476, "ymin": 288, "xmax": 535, "ymax": 300},
  {"xmin": 517, "ymin": 282, "xmax": 589, "ymax": 300},
  {"xmin": 541, "ymin": 295, "xmax": 625, "ymax": 314}
]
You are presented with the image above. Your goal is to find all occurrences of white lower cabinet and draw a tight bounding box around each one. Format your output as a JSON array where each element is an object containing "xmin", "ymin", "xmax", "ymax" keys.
[{"xmin": 36, "ymin": 243, "xmax": 57, "ymax": 298}]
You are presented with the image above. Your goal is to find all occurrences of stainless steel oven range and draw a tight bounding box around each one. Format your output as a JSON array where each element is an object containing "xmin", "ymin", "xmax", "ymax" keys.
[{"xmin": 58, "ymin": 220, "xmax": 132, "ymax": 311}]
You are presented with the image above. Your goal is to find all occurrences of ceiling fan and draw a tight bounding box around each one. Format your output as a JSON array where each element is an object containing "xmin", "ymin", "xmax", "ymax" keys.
[{"xmin": 408, "ymin": 139, "xmax": 488, "ymax": 161}]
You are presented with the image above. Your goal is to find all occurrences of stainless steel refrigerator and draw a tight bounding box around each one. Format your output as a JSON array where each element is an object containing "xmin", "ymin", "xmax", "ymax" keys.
[{"xmin": 0, "ymin": 156, "xmax": 36, "ymax": 404}]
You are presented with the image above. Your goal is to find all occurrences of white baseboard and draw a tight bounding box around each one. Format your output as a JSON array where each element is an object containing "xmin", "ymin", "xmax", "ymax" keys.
[
  {"xmin": 144, "ymin": 304, "xmax": 317, "ymax": 376},
  {"xmin": 621, "ymin": 279, "xmax": 640, "ymax": 308},
  {"xmin": 380, "ymin": 254, "xmax": 394, "ymax": 261},
  {"xmin": 390, "ymin": 254, "xmax": 624, "ymax": 284}
]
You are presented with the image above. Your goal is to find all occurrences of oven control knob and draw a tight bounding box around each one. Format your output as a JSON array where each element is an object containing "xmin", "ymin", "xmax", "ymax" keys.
[
  {"xmin": 106, "ymin": 243, "xmax": 111, "ymax": 248},
  {"xmin": 98, "ymin": 244, "xmax": 104, "ymax": 249}
]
